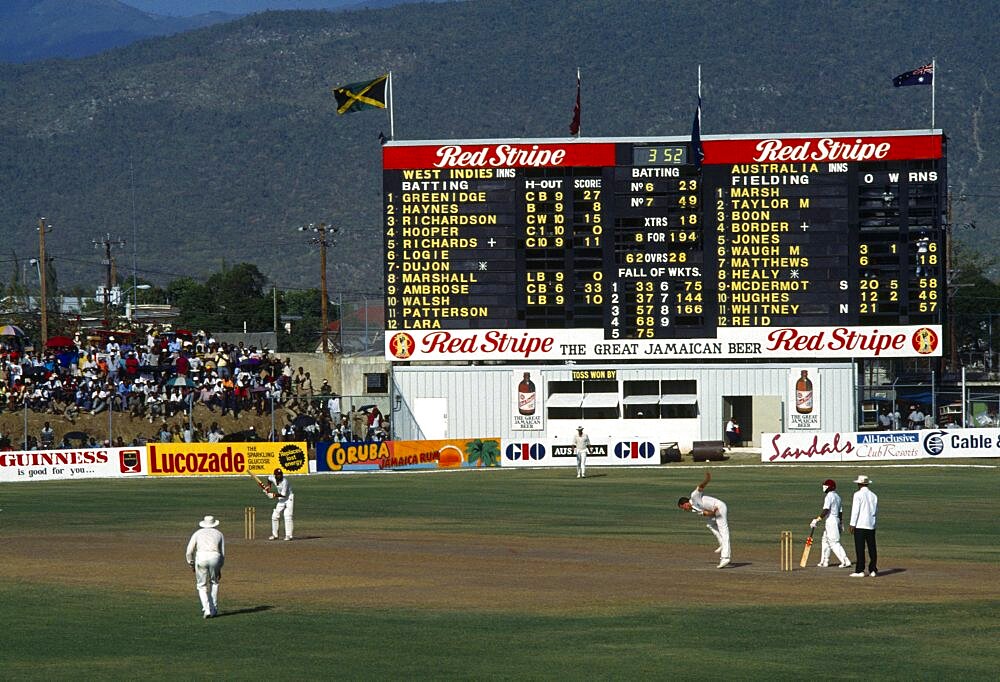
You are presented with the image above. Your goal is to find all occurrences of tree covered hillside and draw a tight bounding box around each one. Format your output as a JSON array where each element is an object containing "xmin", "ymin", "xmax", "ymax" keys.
[{"xmin": 0, "ymin": 0, "xmax": 994, "ymax": 293}]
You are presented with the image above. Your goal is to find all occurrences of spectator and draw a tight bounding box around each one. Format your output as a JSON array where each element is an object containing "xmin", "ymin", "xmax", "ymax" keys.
[
  {"xmin": 367, "ymin": 406, "xmax": 382, "ymax": 433},
  {"xmin": 327, "ymin": 390, "xmax": 341, "ymax": 423},
  {"xmin": 877, "ymin": 410, "xmax": 892, "ymax": 430},
  {"xmin": 40, "ymin": 421, "xmax": 55, "ymax": 449},
  {"xmin": 301, "ymin": 371, "xmax": 314, "ymax": 406},
  {"xmin": 92, "ymin": 385, "xmax": 110, "ymax": 415},
  {"xmin": 207, "ymin": 422, "xmax": 224, "ymax": 443},
  {"xmin": 725, "ymin": 418, "xmax": 741, "ymax": 449}
]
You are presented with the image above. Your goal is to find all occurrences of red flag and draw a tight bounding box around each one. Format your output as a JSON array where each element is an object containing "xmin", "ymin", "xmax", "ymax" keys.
[{"xmin": 569, "ymin": 70, "xmax": 581, "ymax": 136}]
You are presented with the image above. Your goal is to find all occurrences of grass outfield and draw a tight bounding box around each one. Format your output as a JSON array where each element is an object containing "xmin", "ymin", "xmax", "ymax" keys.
[{"xmin": 1, "ymin": 461, "xmax": 997, "ymax": 679}]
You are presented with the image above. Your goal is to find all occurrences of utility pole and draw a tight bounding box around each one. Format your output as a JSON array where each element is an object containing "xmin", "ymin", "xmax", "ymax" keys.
[
  {"xmin": 299, "ymin": 223, "xmax": 338, "ymax": 353},
  {"xmin": 273, "ymin": 285, "xmax": 279, "ymax": 339},
  {"xmin": 93, "ymin": 233, "xmax": 126, "ymax": 329},
  {"xmin": 37, "ymin": 218, "xmax": 51, "ymax": 345},
  {"xmin": 946, "ymin": 190, "xmax": 956, "ymax": 372}
]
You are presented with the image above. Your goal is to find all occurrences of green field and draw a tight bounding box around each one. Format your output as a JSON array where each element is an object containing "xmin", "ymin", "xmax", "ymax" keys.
[{"xmin": 1, "ymin": 461, "xmax": 997, "ymax": 679}]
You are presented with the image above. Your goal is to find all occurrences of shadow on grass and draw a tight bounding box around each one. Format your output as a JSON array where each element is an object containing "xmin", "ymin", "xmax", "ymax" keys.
[
  {"xmin": 874, "ymin": 568, "xmax": 906, "ymax": 577},
  {"xmin": 216, "ymin": 605, "xmax": 273, "ymax": 618}
]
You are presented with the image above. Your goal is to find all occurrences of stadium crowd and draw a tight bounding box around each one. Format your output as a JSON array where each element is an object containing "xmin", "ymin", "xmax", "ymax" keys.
[{"xmin": 0, "ymin": 326, "xmax": 389, "ymax": 449}]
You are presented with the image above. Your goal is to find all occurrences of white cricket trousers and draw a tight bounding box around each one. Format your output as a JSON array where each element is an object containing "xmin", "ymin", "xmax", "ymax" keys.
[
  {"xmin": 820, "ymin": 519, "xmax": 849, "ymax": 565},
  {"xmin": 272, "ymin": 495, "xmax": 295, "ymax": 539},
  {"xmin": 576, "ymin": 450, "xmax": 587, "ymax": 477},
  {"xmin": 705, "ymin": 502, "xmax": 730, "ymax": 561},
  {"xmin": 194, "ymin": 551, "xmax": 223, "ymax": 616}
]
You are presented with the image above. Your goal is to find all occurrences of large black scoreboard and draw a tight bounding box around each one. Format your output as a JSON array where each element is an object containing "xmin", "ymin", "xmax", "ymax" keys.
[{"xmin": 383, "ymin": 131, "xmax": 946, "ymax": 362}]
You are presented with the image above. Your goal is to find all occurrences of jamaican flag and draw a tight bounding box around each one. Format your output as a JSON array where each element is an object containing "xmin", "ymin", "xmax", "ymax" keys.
[{"xmin": 333, "ymin": 74, "xmax": 388, "ymax": 114}]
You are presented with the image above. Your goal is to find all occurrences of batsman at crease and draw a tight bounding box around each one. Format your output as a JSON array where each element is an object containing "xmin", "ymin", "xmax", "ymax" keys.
[
  {"xmin": 810, "ymin": 478, "xmax": 852, "ymax": 568},
  {"xmin": 266, "ymin": 468, "xmax": 294, "ymax": 541}
]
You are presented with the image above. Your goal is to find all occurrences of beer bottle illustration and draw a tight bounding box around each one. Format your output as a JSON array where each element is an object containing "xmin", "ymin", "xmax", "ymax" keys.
[
  {"xmin": 795, "ymin": 370, "xmax": 813, "ymax": 414},
  {"xmin": 518, "ymin": 372, "xmax": 536, "ymax": 416}
]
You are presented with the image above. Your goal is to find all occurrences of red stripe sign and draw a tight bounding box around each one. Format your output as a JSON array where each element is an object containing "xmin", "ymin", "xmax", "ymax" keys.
[
  {"xmin": 384, "ymin": 142, "xmax": 616, "ymax": 169},
  {"xmin": 703, "ymin": 134, "xmax": 942, "ymax": 164}
]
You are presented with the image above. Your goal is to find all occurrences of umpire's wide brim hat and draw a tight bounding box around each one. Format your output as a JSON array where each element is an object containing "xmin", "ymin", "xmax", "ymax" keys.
[
  {"xmin": 853, "ymin": 475, "xmax": 872, "ymax": 485},
  {"xmin": 199, "ymin": 515, "xmax": 220, "ymax": 528}
]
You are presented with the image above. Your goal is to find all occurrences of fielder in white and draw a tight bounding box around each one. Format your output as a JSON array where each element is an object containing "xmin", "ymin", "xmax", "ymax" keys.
[
  {"xmin": 677, "ymin": 471, "xmax": 731, "ymax": 568},
  {"xmin": 185, "ymin": 515, "xmax": 225, "ymax": 619},
  {"xmin": 572, "ymin": 426, "xmax": 590, "ymax": 478},
  {"xmin": 810, "ymin": 479, "xmax": 852, "ymax": 568},
  {"xmin": 267, "ymin": 468, "xmax": 294, "ymax": 541}
]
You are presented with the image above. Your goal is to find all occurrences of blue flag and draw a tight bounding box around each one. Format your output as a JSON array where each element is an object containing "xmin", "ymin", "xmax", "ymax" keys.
[
  {"xmin": 691, "ymin": 96, "xmax": 704, "ymax": 170},
  {"xmin": 893, "ymin": 63, "xmax": 933, "ymax": 87}
]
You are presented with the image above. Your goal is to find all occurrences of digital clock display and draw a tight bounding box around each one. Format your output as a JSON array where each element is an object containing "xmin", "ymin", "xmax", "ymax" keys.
[{"xmin": 633, "ymin": 145, "xmax": 688, "ymax": 166}]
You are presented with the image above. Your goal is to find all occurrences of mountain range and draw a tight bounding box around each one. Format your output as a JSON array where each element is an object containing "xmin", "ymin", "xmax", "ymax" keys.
[
  {"xmin": 0, "ymin": 0, "xmax": 235, "ymax": 63},
  {"xmin": 0, "ymin": 0, "xmax": 453, "ymax": 63},
  {"xmin": 0, "ymin": 0, "xmax": 995, "ymax": 295}
]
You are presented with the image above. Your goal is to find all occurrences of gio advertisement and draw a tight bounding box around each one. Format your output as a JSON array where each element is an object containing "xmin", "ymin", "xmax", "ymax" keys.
[{"xmin": 502, "ymin": 439, "xmax": 658, "ymax": 468}]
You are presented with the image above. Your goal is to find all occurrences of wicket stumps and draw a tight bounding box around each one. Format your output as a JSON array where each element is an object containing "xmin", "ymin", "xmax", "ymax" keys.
[
  {"xmin": 780, "ymin": 530, "xmax": 793, "ymax": 571},
  {"xmin": 244, "ymin": 506, "xmax": 256, "ymax": 540}
]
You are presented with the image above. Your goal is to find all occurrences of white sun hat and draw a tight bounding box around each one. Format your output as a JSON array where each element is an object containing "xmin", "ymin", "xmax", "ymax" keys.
[{"xmin": 198, "ymin": 515, "xmax": 220, "ymax": 528}]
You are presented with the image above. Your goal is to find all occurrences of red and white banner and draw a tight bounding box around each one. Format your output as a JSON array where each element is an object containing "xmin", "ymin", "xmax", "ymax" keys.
[
  {"xmin": 703, "ymin": 133, "xmax": 942, "ymax": 164},
  {"xmin": 762, "ymin": 428, "xmax": 1000, "ymax": 463},
  {"xmin": 384, "ymin": 133, "xmax": 943, "ymax": 169},
  {"xmin": 387, "ymin": 325, "xmax": 941, "ymax": 362},
  {"xmin": 384, "ymin": 142, "xmax": 616, "ymax": 170},
  {"xmin": 0, "ymin": 447, "xmax": 146, "ymax": 482}
]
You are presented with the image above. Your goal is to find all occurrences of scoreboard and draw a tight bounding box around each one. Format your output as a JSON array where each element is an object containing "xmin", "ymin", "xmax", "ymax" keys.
[{"xmin": 383, "ymin": 131, "xmax": 946, "ymax": 362}]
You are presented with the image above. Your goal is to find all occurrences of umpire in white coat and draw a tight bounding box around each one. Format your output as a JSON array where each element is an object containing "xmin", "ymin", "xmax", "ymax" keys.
[
  {"xmin": 849, "ymin": 475, "xmax": 879, "ymax": 577},
  {"xmin": 185, "ymin": 515, "xmax": 225, "ymax": 618}
]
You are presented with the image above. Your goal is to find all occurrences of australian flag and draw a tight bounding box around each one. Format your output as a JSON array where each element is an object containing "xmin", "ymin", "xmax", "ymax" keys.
[{"xmin": 893, "ymin": 63, "xmax": 933, "ymax": 87}]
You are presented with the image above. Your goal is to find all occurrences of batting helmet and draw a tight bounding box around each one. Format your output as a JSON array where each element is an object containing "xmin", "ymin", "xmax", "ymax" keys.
[{"xmin": 822, "ymin": 479, "xmax": 836, "ymax": 492}]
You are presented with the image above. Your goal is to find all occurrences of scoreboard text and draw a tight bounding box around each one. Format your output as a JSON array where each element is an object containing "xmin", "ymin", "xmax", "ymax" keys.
[{"xmin": 383, "ymin": 131, "xmax": 945, "ymax": 362}]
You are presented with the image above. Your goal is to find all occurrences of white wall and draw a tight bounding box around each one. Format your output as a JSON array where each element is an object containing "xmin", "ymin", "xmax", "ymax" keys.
[{"xmin": 391, "ymin": 362, "xmax": 857, "ymax": 448}]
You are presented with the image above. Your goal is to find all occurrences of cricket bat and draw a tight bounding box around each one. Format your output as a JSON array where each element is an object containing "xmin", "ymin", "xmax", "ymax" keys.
[
  {"xmin": 799, "ymin": 526, "xmax": 816, "ymax": 567},
  {"xmin": 247, "ymin": 470, "xmax": 270, "ymax": 494}
]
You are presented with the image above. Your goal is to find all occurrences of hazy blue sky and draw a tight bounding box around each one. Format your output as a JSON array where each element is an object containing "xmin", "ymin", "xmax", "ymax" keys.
[{"xmin": 123, "ymin": 1, "xmax": 359, "ymax": 16}]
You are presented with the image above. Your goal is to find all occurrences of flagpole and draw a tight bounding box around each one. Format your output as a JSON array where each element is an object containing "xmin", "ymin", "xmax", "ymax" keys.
[
  {"xmin": 931, "ymin": 57, "xmax": 936, "ymax": 129},
  {"xmin": 698, "ymin": 64, "xmax": 701, "ymax": 99},
  {"xmin": 388, "ymin": 71, "xmax": 395, "ymax": 140}
]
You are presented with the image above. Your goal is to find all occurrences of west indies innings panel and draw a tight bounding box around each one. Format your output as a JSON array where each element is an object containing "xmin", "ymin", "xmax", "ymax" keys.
[{"xmin": 382, "ymin": 130, "xmax": 945, "ymax": 362}]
